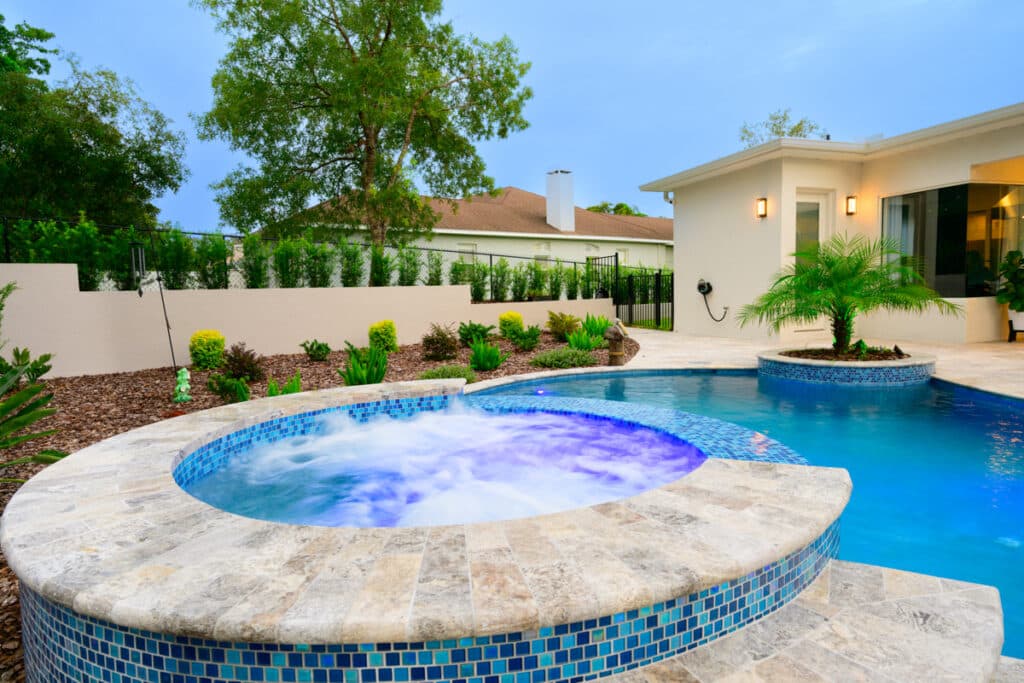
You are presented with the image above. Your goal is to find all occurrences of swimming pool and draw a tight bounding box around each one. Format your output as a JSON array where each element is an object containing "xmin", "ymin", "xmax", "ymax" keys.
[{"xmin": 476, "ymin": 370, "xmax": 1024, "ymax": 657}]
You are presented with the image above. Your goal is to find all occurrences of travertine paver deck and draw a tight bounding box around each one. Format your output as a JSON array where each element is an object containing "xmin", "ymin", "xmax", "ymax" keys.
[{"xmin": 606, "ymin": 560, "xmax": 1005, "ymax": 682}]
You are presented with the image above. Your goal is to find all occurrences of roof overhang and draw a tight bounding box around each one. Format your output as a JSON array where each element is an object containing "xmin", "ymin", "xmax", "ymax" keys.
[{"xmin": 430, "ymin": 228, "xmax": 673, "ymax": 246}]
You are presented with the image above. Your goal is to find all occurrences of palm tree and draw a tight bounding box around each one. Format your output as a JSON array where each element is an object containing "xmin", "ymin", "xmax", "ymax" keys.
[{"xmin": 739, "ymin": 233, "xmax": 960, "ymax": 354}]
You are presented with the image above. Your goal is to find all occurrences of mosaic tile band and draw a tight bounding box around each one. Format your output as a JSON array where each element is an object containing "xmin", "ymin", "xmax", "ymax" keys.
[
  {"xmin": 758, "ymin": 357, "xmax": 935, "ymax": 386},
  {"xmin": 21, "ymin": 521, "xmax": 840, "ymax": 683}
]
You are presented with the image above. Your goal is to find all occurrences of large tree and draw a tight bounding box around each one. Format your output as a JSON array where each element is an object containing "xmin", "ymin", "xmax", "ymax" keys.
[
  {"xmin": 586, "ymin": 201, "xmax": 647, "ymax": 217},
  {"xmin": 0, "ymin": 13, "xmax": 56, "ymax": 76},
  {"xmin": 195, "ymin": 0, "xmax": 532, "ymax": 244},
  {"xmin": 739, "ymin": 108, "xmax": 827, "ymax": 148}
]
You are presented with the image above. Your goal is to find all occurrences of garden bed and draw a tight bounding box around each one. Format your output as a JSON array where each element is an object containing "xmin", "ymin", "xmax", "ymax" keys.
[
  {"xmin": 781, "ymin": 347, "xmax": 908, "ymax": 362},
  {"xmin": 0, "ymin": 332, "xmax": 637, "ymax": 682}
]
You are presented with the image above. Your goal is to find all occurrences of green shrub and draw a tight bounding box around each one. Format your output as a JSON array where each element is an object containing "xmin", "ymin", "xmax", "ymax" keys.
[
  {"xmin": 564, "ymin": 266, "xmax": 580, "ymax": 300},
  {"xmin": 222, "ymin": 342, "xmax": 265, "ymax": 382},
  {"xmin": 189, "ymin": 329, "xmax": 225, "ymax": 370},
  {"xmin": 582, "ymin": 313, "xmax": 613, "ymax": 338},
  {"xmin": 339, "ymin": 239, "xmax": 364, "ymax": 287},
  {"xmin": 469, "ymin": 340, "xmax": 508, "ymax": 372},
  {"xmin": 490, "ymin": 258, "xmax": 511, "ymax": 302},
  {"xmin": 567, "ymin": 329, "xmax": 601, "ymax": 351},
  {"xmin": 241, "ymin": 233, "xmax": 270, "ymax": 288},
  {"xmin": 529, "ymin": 261, "xmax": 547, "ymax": 296},
  {"xmin": 267, "ymin": 371, "xmax": 302, "ymax": 396},
  {"xmin": 396, "ymin": 246, "xmax": 421, "ymax": 286},
  {"xmin": 547, "ymin": 261, "xmax": 565, "ymax": 300},
  {"xmin": 369, "ymin": 245, "xmax": 394, "ymax": 286},
  {"xmin": 273, "ymin": 238, "xmax": 304, "ymax": 287},
  {"xmin": 300, "ymin": 339, "xmax": 331, "ymax": 361},
  {"xmin": 547, "ymin": 311, "xmax": 581, "ymax": 341},
  {"xmin": 509, "ymin": 325, "xmax": 541, "ymax": 352},
  {"xmin": 304, "ymin": 239, "xmax": 336, "ymax": 287},
  {"xmin": 9, "ymin": 348, "xmax": 52, "ymax": 383},
  {"xmin": 156, "ymin": 229, "xmax": 195, "ymax": 290},
  {"xmin": 581, "ymin": 263, "xmax": 596, "ymax": 299},
  {"xmin": 207, "ymin": 373, "xmax": 250, "ymax": 403},
  {"xmin": 60, "ymin": 219, "xmax": 105, "ymax": 291},
  {"xmin": 105, "ymin": 226, "xmax": 147, "ymax": 291},
  {"xmin": 339, "ymin": 341, "xmax": 388, "ymax": 385},
  {"xmin": 195, "ymin": 234, "xmax": 231, "ymax": 289},
  {"xmin": 510, "ymin": 263, "xmax": 530, "ymax": 301},
  {"xmin": 449, "ymin": 260, "xmax": 468, "ymax": 286},
  {"xmin": 418, "ymin": 364, "xmax": 477, "ymax": 383},
  {"xmin": 421, "ymin": 323, "xmax": 458, "ymax": 361},
  {"xmin": 0, "ymin": 366, "xmax": 67, "ymax": 483},
  {"xmin": 530, "ymin": 348, "xmax": 598, "ymax": 369},
  {"xmin": 368, "ymin": 320, "xmax": 399, "ymax": 353},
  {"xmin": 425, "ymin": 251, "xmax": 443, "ymax": 286},
  {"xmin": 498, "ymin": 310, "xmax": 524, "ymax": 338},
  {"xmin": 458, "ymin": 321, "xmax": 494, "ymax": 347},
  {"xmin": 468, "ymin": 263, "xmax": 489, "ymax": 302}
]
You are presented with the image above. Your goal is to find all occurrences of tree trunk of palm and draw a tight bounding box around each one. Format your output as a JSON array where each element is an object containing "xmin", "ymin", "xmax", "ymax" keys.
[{"xmin": 831, "ymin": 313, "xmax": 852, "ymax": 353}]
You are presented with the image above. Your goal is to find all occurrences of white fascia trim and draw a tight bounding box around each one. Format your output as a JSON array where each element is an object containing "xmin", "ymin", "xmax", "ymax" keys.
[{"xmin": 427, "ymin": 228, "xmax": 673, "ymax": 247}]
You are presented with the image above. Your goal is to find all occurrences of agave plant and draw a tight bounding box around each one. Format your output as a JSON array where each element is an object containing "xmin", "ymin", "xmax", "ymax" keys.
[
  {"xmin": 1, "ymin": 366, "xmax": 66, "ymax": 483},
  {"xmin": 739, "ymin": 234, "xmax": 960, "ymax": 354}
]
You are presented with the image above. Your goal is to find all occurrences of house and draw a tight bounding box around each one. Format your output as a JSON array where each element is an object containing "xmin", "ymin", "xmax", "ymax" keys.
[
  {"xmin": 419, "ymin": 171, "xmax": 673, "ymax": 270},
  {"xmin": 641, "ymin": 102, "xmax": 1024, "ymax": 344}
]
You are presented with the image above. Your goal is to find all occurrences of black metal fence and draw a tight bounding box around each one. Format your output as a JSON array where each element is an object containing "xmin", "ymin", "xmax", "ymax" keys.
[{"xmin": 616, "ymin": 270, "xmax": 674, "ymax": 330}]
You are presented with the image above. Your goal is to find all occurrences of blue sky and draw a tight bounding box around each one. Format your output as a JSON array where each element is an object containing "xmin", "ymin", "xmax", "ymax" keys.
[{"xmin": 7, "ymin": 0, "xmax": 1024, "ymax": 228}]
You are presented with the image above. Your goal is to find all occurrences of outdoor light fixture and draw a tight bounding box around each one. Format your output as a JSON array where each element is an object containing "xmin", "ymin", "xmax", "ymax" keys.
[
  {"xmin": 129, "ymin": 241, "xmax": 146, "ymax": 297},
  {"xmin": 846, "ymin": 195, "xmax": 858, "ymax": 215},
  {"xmin": 756, "ymin": 197, "xmax": 768, "ymax": 219}
]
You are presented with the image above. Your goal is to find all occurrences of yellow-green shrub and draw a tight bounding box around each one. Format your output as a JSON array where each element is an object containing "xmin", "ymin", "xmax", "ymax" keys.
[
  {"xmin": 498, "ymin": 310, "xmax": 524, "ymax": 338},
  {"xmin": 189, "ymin": 329, "xmax": 225, "ymax": 370},
  {"xmin": 368, "ymin": 320, "xmax": 399, "ymax": 353}
]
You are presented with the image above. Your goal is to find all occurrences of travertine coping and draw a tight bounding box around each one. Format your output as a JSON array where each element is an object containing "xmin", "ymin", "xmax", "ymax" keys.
[{"xmin": 0, "ymin": 380, "xmax": 850, "ymax": 644}]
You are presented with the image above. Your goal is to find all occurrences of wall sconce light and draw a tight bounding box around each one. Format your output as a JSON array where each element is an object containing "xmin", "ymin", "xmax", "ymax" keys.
[
  {"xmin": 845, "ymin": 195, "xmax": 857, "ymax": 215},
  {"xmin": 755, "ymin": 197, "xmax": 768, "ymax": 219}
]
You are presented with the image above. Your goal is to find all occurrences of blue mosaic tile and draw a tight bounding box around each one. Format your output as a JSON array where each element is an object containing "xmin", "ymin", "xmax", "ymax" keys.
[{"xmin": 758, "ymin": 357, "xmax": 934, "ymax": 386}]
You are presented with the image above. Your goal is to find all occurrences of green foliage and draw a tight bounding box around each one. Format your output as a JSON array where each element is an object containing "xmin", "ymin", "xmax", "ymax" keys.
[
  {"xmin": 996, "ymin": 250, "xmax": 1024, "ymax": 312},
  {"xmin": 508, "ymin": 325, "xmax": 541, "ymax": 352},
  {"xmin": 9, "ymin": 347, "xmax": 52, "ymax": 383},
  {"xmin": 0, "ymin": 13, "xmax": 57, "ymax": 76},
  {"xmin": 194, "ymin": 233, "xmax": 231, "ymax": 289},
  {"xmin": 0, "ymin": 281, "xmax": 15, "ymax": 350},
  {"xmin": 498, "ymin": 310, "xmax": 524, "ymax": 338},
  {"xmin": 396, "ymin": 246, "xmax": 421, "ymax": 286},
  {"xmin": 300, "ymin": 339, "xmax": 331, "ymax": 361},
  {"xmin": 468, "ymin": 263, "xmax": 489, "ymax": 302},
  {"xmin": 267, "ymin": 371, "xmax": 302, "ymax": 396},
  {"xmin": 206, "ymin": 373, "xmax": 250, "ymax": 403},
  {"xmin": 421, "ymin": 323, "xmax": 458, "ymax": 361},
  {"xmin": 567, "ymin": 329, "xmax": 601, "ymax": 351},
  {"xmin": 449, "ymin": 260, "xmax": 468, "ymax": 286},
  {"xmin": 418, "ymin": 364, "xmax": 477, "ymax": 383},
  {"xmin": 272, "ymin": 238, "xmax": 304, "ymax": 287},
  {"xmin": 586, "ymin": 201, "xmax": 647, "ymax": 217},
  {"xmin": 425, "ymin": 251, "xmax": 443, "ymax": 286},
  {"xmin": 490, "ymin": 258, "xmax": 511, "ymax": 302},
  {"xmin": 530, "ymin": 348, "xmax": 598, "ymax": 369},
  {"xmin": 222, "ymin": 342, "xmax": 265, "ymax": 382},
  {"xmin": 339, "ymin": 240, "xmax": 364, "ymax": 287},
  {"xmin": 2, "ymin": 218, "xmax": 107, "ymax": 291},
  {"xmin": 303, "ymin": 239, "xmax": 336, "ymax": 287},
  {"xmin": 0, "ymin": 62, "xmax": 187, "ymax": 226},
  {"xmin": 195, "ymin": 0, "xmax": 531, "ymax": 244},
  {"xmin": 739, "ymin": 108, "xmax": 827, "ymax": 148},
  {"xmin": 458, "ymin": 321, "xmax": 495, "ymax": 347},
  {"xmin": 368, "ymin": 320, "xmax": 399, "ymax": 353},
  {"xmin": 155, "ymin": 229, "xmax": 195, "ymax": 289},
  {"xmin": 546, "ymin": 311, "xmax": 581, "ymax": 341},
  {"xmin": 240, "ymin": 233, "xmax": 270, "ymax": 288},
  {"xmin": 582, "ymin": 313, "xmax": 613, "ymax": 338},
  {"xmin": 0, "ymin": 366, "xmax": 67, "ymax": 483},
  {"xmin": 339, "ymin": 341, "xmax": 387, "ymax": 385},
  {"xmin": 102, "ymin": 226, "xmax": 144, "ymax": 291},
  {"xmin": 581, "ymin": 263, "xmax": 596, "ymax": 299},
  {"xmin": 188, "ymin": 330, "xmax": 225, "ymax": 370},
  {"xmin": 529, "ymin": 261, "xmax": 547, "ymax": 296},
  {"xmin": 547, "ymin": 261, "xmax": 565, "ymax": 300},
  {"xmin": 369, "ymin": 245, "xmax": 394, "ymax": 286},
  {"xmin": 510, "ymin": 263, "xmax": 529, "ymax": 301},
  {"xmin": 739, "ymin": 234, "xmax": 961, "ymax": 353},
  {"xmin": 469, "ymin": 340, "xmax": 508, "ymax": 371},
  {"xmin": 564, "ymin": 265, "xmax": 580, "ymax": 300}
]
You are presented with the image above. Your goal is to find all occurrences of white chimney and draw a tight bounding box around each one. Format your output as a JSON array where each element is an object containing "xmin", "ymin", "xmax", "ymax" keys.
[{"xmin": 546, "ymin": 170, "xmax": 575, "ymax": 232}]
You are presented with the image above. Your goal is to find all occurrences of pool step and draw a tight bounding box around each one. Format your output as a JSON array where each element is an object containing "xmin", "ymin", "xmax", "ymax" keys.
[{"xmin": 608, "ymin": 559, "xmax": 1004, "ymax": 682}]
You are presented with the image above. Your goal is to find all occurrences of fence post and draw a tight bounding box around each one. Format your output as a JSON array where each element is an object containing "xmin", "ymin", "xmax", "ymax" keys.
[
  {"xmin": 654, "ymin": 271, "xmax": 662, "ymax": 328},
  {"xmin": 627, "ymin": 274, "xmax": 635, "ymax": 325},
  {"xmin": 613, "ymin": 253, "xmax": 620, "ymax": 304},
  {"xmin": 489, "ymin": 253, "xmax": 494, "ymax": 302}
]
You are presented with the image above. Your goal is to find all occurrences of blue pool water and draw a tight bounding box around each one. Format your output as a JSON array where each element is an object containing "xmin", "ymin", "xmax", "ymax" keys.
[{"xmin": 480, "ymin": 371, "xmax": 1024, "ymax": 657}]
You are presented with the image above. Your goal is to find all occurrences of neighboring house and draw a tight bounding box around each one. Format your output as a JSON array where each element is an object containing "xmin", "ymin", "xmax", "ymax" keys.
[
  {"xmin": 642, "ymin": 102, "xmax": 1024, "ymax": 344},
  {"xmin": 419, "ymin": 171, "xmax": 673, "ymax": 269}
]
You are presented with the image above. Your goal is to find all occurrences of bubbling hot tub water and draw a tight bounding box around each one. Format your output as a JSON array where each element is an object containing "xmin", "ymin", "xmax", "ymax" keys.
[{"xmin": 184, "ymin": 406, "xmax": 706, "ymax": 527}]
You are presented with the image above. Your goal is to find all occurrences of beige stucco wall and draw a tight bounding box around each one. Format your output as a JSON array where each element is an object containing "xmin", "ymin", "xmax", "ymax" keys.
[
  {"xmin": 0, "ymin": 264, "xmax": 614, "ymax": 377},
  {"xmin": 857, "ymin": 297, "xmax": 1007, "ymax": 345}
]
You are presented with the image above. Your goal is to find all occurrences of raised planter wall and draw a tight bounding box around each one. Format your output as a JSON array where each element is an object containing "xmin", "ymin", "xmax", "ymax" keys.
[
  {"xmin": 758, "ymin": 350, "xmax": 936, "ymax": 386},
  {"xmin": 0, "ymin": 264, "xmax": 614, "ymax": 377}
]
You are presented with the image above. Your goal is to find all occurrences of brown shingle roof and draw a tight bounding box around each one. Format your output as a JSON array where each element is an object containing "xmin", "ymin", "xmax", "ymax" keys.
[{"xmin": 428, "ymin": 187, "xmax": 673, "ymax": 241}]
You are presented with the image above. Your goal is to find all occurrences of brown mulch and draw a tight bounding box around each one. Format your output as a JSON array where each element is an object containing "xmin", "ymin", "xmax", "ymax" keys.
[
  {"xmin": 0, "ymin": 333, "xmax": 637, "ymax": 680},
  {"xmin": 781, "ymin": 347, "xmax": 909, "ymax": 362}
]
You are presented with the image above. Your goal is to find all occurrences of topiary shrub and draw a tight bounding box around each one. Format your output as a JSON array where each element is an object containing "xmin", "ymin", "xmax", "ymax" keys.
[
  {"xmin": 300, "ymin": 339, "xmax": 331, "ymax": 361},
  {"xmin": 564, "ymin": 266, "xmax": 580, "ymax": 300},
  {"xmin": 189, "ymin": 329, "xmax": 225, "ymax": 370},
  {"xmin": 369, "ymin": 245, "xmax": 394, "ymax": 286},
  {"xmin": 304, "ymin": 239, "xmax": 336, "ymax": 287},
  {"xmin": 425, "ymin": 251, "xmax": 443, "ymax": 286},
  {"xmin": 207, "ymin": 373, "xmax": 250, "ymax": 403},
  {"xmin": 458, "ymin": 321, "xmax": 495, "ymax": 347},
  {"xmin": 396, "ymin": 246, "xmax": 421, "ymax": 286},
  {"xmin": 468, "ymin": 263, "xmax": 488, "ymax": 302},
  {"xmin": 368, "ymin": 320, "xmax": 399, "ymax": 353},
  {"xmin": 508, "ymin": 325, "xmax": 541, "ymax": 352},
  {"xmin": 272, "ymin": 238, "xmax": 304, "ymax": 288},
  {"xmin": 530, "ymin": 348, "xmax": 598, "ymax": 369},
  {"xmin": 510, "ymin": 263, "xmax": 530, "ymax": 301},
  {"xmin": 490, "ymin": 258, "xmax": 511, "ymax": 302},
  {"xmin": 469, "ymin": 340, "xmax": 508, "ymax": 371},
  {"xmin": 421, "ymin": 323, "xmax": 458, "ymax": 361},
  {"xmin": 498, "ymin": 310, "xmax": 524, "ymax": 338},
  {"xmin": 222, "ymin": 342, "xmax": 265, "ymax": 382},
  {"xmin": 418, "ymin": 364, "xmax": 477, "ymax": 383},
  {"xmin": 547, "ymin": 261, "xmax": 565, "ymax": 300},
  {"xmin": 547, "ymin": 311, "xmax": 581, "ymax": 342}
]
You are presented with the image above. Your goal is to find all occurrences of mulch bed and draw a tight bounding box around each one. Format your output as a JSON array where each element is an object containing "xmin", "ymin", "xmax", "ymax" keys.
[
  {"xmin": 0, "ymin": 333, "xmax": 637, "ymax": 681},
  {"xmin": 781, "ymin": 347, "xmax": 908, "ymax": 362}
]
